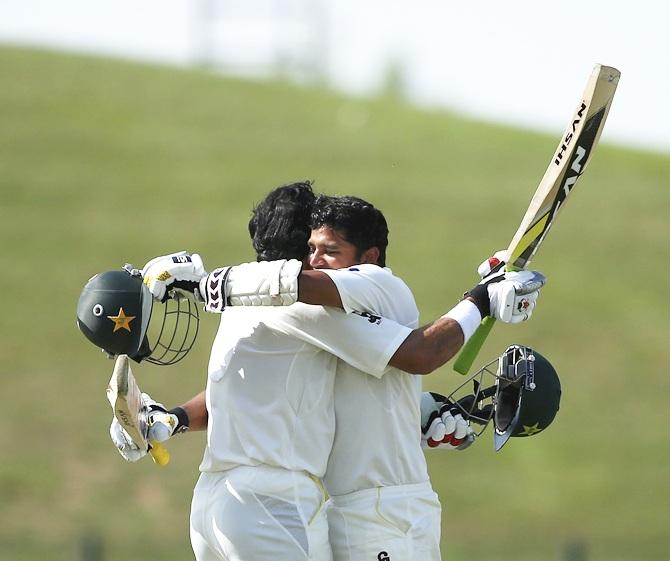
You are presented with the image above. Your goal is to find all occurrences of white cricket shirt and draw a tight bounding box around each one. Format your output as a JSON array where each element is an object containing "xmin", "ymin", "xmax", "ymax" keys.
[
  {"xmin": 319, "ymin": 265, "xmax": 429, "ymax": 497},
  {"xmin": 199, "ymin": 303, "xmax": 412, "ymax": 478}
]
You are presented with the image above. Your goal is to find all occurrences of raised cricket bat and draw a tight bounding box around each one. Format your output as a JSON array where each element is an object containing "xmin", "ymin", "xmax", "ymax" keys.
[
  {"xmin": 454, "ymin": 64, "xmax": 620, "ymax": 375},
  {"xmin": 107, "ymin": 354, "xmax": 170, "ymax": 466}
]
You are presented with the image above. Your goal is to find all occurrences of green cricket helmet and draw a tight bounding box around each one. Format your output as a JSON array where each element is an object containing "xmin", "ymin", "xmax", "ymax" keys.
[
  {"xmin": 76, "ymin": 265, "xmax": 199, "ymax": 366},
  {"xmin": 492, "ymin": 345, "xmax": 561, "ymax": 450},
  {"xmin": 446, "ymin": 344, "xmax": 561, "ymax": 451}
]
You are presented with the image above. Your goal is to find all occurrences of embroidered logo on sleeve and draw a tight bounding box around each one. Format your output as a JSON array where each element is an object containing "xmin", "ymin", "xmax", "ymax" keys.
[{"xmin": 353, "ymin": 311, "xmax": 382, "ymax": 325}]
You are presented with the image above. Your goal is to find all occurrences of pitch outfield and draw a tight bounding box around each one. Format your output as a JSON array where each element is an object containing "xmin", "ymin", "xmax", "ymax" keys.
[{"xmin": 1, "ymin": 46, "xmax": 669, "ymax": 561}]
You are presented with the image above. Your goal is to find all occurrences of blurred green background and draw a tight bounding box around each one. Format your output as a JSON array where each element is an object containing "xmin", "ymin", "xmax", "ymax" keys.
[{"xmin": 1, "ymin": 46, "xmax": 669, "ymax": 561}]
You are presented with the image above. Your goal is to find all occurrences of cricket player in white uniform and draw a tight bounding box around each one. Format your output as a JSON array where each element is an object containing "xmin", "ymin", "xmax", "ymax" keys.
[
  {"xmin": 108, "ymin": 184, "xmax": 543, "ymax": 561},
  {"xmin": 111, "ymin": 184, "xmax": 416, "ymax": 561},
  {"xmin": 305, "ymin": 198, "xmax": 539, "ymax": 561},
  {"xmin": 179, "ymin": 185, "xmax": 414, "ymax": 561},
  {"xmin": 306, "ymin": 195, "xmax": 443, "ymax": 561},
  {"xmin": 190, "ymin": 302, "xmax": 414, "ymax": 561}
]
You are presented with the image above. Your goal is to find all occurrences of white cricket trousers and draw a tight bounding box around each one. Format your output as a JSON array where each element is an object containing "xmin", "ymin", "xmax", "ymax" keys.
[
  {"xmin": 190, "ymin": 465, "xmax": 332, "ymax": 561},
  {"xmin": 327, "ymin": 482, "xmax": 442, "ymax": 561}
]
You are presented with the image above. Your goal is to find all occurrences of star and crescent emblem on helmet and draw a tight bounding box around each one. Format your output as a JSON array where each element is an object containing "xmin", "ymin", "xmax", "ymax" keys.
[
  {"xmin": 519, "ymin": 423, "xmax": 542, "ymax": 436},
  {"xmin": 107, "ymin": 307, "xmax": 136, "ymax": 333}
]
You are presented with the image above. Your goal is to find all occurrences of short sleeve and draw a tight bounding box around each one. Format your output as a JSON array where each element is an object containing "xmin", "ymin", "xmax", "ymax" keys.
[
  {"xmin": 266, "ymin": 304, "xmax": 412, "ymax": 377},
  {"xmin": 319, "ymin": 265, "xmax": 419, "ymax": 329}
]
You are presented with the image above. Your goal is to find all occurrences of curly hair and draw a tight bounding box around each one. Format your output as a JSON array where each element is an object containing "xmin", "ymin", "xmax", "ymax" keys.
[{"xmin": 248, "ymin": 181, "xmax": 316, "ymax": 261}]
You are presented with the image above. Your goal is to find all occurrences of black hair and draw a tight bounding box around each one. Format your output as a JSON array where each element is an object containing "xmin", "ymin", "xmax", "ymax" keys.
[
  {"xmin": 248, "ymin": 181, "xmax": 316, "ymax": 261},
  {"xmin": 310, "ymin": 195, "xmax": 388, "ymax": 266}
]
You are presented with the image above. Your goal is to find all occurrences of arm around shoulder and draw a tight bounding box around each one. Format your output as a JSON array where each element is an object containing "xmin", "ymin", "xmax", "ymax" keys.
[
  {"xmin": 388, "ymin": 300, "xmax": 481, "ymax": 375},
  {"xmin": 389, "ymin": 317, "xmax": 464, "ymax": 374},
  {"xmin": 297, "ymin": 270, "xmax": 344, "ymax": 308}
]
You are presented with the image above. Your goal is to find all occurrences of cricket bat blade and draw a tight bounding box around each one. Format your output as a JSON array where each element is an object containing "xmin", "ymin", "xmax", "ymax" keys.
[
  {"xmin": 453, "ymin": 64, "xmax": 620, "ymax": 375},
  {"xmin": 107, "ymin": 355, "xmax": 170, "ymax": 466}
]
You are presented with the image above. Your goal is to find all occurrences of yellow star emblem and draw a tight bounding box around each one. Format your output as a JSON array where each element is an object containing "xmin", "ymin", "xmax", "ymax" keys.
[
  {"xmin": 519, "ymin": 423, "xmax": 542, "ymax": 436},
  {"xmin": 107, "ymin": 308, "xmax": 136, "ymax": 333}
]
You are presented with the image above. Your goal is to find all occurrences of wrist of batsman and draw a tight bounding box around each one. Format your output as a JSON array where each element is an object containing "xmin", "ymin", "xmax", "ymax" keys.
[
  {"xmin": 168, "ymin": 406, "xmax": 190, "ymax": 434},
  {"xmin": 464, "ymin": 285, "xmax": 490, "ymax": 318}
]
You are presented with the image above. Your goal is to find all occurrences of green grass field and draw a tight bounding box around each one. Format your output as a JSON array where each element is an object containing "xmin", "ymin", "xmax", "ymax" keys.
[{"xmin": 1, "ymin": 46, "xmax": 669, "ymax": 561}]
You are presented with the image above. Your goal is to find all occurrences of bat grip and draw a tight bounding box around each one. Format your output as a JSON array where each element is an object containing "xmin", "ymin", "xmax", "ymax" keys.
[
  {"xmin": 453, "ymin": 316, "xmax": 496, "ymax": 375},
  {"xmin": 148, "ymin": 440, "xmax": 170, "ymax": 466}
]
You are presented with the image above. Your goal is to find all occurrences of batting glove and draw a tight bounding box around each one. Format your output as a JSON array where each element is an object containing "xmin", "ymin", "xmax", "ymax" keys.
[
  {"xmin": 466, "ymin": 256, "xmax": 545, "ymax": 323},
  {"xmin": 141, "ymin": 251, "xmax": 208, "ymax": 302},
  {"xmin": 144, "ymin": 394, "xmax": 190, "ymax": 442},
  {"xmin": 420, "ymin": 392, "xmax": 475, "ymax": 451},
  {"xmin": 108, "ymin": 393, "xmax": 189, "ymax": 463},
  {"xmin": 477, "ymin": 250, "xmax": 509, "ymax": 277},
  {"xmin": 109, "ymin": 417, "xmax": 147, "ymax": 462}
]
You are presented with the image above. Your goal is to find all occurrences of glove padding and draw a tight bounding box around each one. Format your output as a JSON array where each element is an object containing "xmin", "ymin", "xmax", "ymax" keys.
[
  {"xmin": 144, "ymin": 394, "xmax": 189, "ymax": 442},
  {"xmin": 488, "ymin": 269, "xmax": 543, "ymax": 323},
  {"xmin": 202, "ymin": 259, "xmax": 302, "ymax": 312},
  {"xmin": 420, "ymin": 392, "xmax": 475, "ymax": 451},
  {"xmin": 110, "ymin": 417, "xmax": 147, "ymax": 462},
  {"xmin": 141, "ymin": 251, "xmax": 207, "ymax": 302},
  {"xmin": 477, "ymin": 250, "xmax": 509, "ymax": 278},
  {"xmin": 466, "ymin": 252, "xmax": 545, "ymax": 323},
  {"xmin": 109, "ymin": 393, "xmax": 188, "ymax": 462}
]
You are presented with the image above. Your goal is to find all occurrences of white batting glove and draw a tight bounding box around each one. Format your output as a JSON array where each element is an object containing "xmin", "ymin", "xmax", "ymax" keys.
[
  {"xmin": 141, "ymin": 251, "xmax": 207, "ymax": 302},
  {"xmin": 108, "ymin": 393, "xmax": 188, "ymax": 462},
  {"xmin": 477, "ymin": 250, "xmax": 509, "ymax": 278},
  {"xmin": 143, "ymin": 393, "xmax": 189, "ymax": 442},
  {"xmin": 474, "ymin": 250, "xmax": 545, "ymax": 322},
  {"xmin": 466, "ymin": 255, "xmax": 545, "ymax": 323},
  {"xmin": 488, "ymin": 270, "xmax": 544, "ymax": 323},
  {"xmin": 420, "ymin": 392, "xmax": 475, "ymax": 451},
  {"xmin": 110, "ymin": 417, "xmax": 147, "ymax": 462}
]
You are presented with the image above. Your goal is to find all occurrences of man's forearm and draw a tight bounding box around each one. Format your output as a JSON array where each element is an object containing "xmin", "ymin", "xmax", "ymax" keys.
[
  {"xmin": 200, "ymin": 260, "xmax": 345, "ymax": 310},
  {"xmin": 389, "ymin": 317, "xmax": 465, "ymax": 375},
  {"xmin": 179, "ymin": 391, "xmax": 208, "ymax": 431},
  {"xmin": 299, "ymin": 272, "xmax": 480, "ymax": 375}
]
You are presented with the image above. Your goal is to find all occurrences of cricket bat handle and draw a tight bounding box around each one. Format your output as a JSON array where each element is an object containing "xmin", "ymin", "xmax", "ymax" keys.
[
  {"xmin": 453, "ymin": 271, "xmax": 545, "ymax": 374},
  {"xmin": 148, "ymin": 440, "xmax": 170, "ymax": 466},
  {"xmin": 453, "ymin": 315, "xmax": 496, "ymax": 375}
]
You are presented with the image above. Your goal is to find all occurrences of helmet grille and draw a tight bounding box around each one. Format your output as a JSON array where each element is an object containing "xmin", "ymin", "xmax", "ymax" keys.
[{"xmin": 144, "ymin": 294, "xmax": 200, "ymax": 366}]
